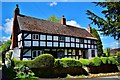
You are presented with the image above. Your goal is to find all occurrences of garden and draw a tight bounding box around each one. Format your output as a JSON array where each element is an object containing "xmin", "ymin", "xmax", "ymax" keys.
[{"xmin": 2, "ymin": 53, "xmax": 120, "ymax": 80}]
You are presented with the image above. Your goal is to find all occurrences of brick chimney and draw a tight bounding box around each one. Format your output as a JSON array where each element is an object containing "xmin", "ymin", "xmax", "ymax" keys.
[
  {"xmin": 88, "ymin": 24, "xmax": 91, "ymax": 33},
  {"xmin": 61, "ymin": 15, "xmax": 66, "ymax": 25},
  {"xmin": 12, "ymin": 4, "xmax": 20, "ymax": 49}
]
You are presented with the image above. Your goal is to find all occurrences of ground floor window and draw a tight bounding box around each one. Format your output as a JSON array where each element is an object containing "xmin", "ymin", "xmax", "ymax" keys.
[{"xmin": 32, "ymin": 50, "xmax": 43, "ymax": 58}]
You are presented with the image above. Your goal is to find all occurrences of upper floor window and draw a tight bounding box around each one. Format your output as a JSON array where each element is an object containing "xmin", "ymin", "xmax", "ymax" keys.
[
  {"xmin": 84, "ymin": 39, "xmax": 87, "ymax": 43},
  {"xmin": 76, "ymin": 38, "xmax": 79, "ymax": 42},
  {"xmin": 80, "ymin": 39, "xmax": 83, "ymax": 43},
  {"xmin": 33, "ymin": 34, "xmax": 39, "ymax": 40},
  {"xmin": 47, "ymin": 35, "xmax": 52, "ymax": 40},
  {"xmin": 53, "ymin": 36, "xmax": 58, "ymax": 41},
  {"xmin": 65, "ymin": 37, "xmax": 70, "ymax": 42},
  {"xmin": 88, "ymin": 40, "xmax": 91, "ymax": 44},
  {"xmin": 40, "ymin": 34, "xmax": 46, "ymax": 40},
  {"xmin": 71, "ymin": 37, "xmax": 75, "ymax": 42},
  {"xmin": 59, "ymin": 36, "xmax": 65, "ymax": 41}
]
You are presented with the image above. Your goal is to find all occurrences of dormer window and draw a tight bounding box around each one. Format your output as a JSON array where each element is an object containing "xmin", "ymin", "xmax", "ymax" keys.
[{"xmin": 33, "ymin": 34, "xmax": 39, "ymax": 40}]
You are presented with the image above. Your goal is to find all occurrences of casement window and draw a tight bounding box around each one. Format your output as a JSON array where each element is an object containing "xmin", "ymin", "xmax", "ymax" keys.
[
  {"xmin": 59, "ymin": 36, "xmax": 65, "ymax": 41},
  {"xmin": 47, "ymin": 42, "xmax": 52, "ymax": 47},
  {"xmin": 40, "ymin": 41, "xmax": 46, "ymax": 46},
  {"xmin": 88, "ymin": 40, "xmax": 91, "ymax": 44},
  {"xmin": 32, "ymin": 50, "xmax": 42, "ymax": 58},
  {"xmin": 94, "ymin": 41, "xmax": 97, "ymax": 44},
  {"xmin": 33, "ymin": 34, "xmax": 39, "ymax": 40},
  {"xmin": 71, "ymin": 37, "xmax": 75, "ymax": 42},
  {"xmin": 80, "ymin": 39, "xmax": 83, "ymax": 43},
  {"xmin": 40, "ymin": 34, "xmax": 46, "ymax": 40},
  {"xmin": 65, "ymin": 37, "xmax": 70, "ymax": 42},
  {"xmin": 76, "ymin": 43, "xmax": 79, "ymax": 48},
  {"xmin": 65, "ymin": 43, "xmax": 70, "ymax": 47},
  {"xmin": 76, "ymin": 38, "xmax": 79, "ymax": 42},
  {"xmin": 53, "ymin": 36, "xmax": 58, "ymax": 41},
  {"xmin": 53, "ymin": 42, "xmax": 58, "ymax": 47},
  {"xmin": 71, "ymin": 43, "xmax": 75, "ymax": 47},
  {"xmin": 84, "ymin": 39, "xmax": 87, "ymax": 43},
  {"xmin": 60, "ymin": 42, "xmax": 64, "ymax": 47},
  {"xmin": 47, "ymin": 35, "xmax": 52, "ymax": 40}
]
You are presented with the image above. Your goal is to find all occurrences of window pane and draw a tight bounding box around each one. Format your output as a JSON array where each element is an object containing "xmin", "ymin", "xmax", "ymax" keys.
[
  {"xmin": 47, "ymin": 42, "xmax": 52, "ymax": 47},
  {"xmin": 65, "ymin": 37, "xmax": 70, "ymax": 42},
  {"xmin": 53, "ymin": 42, "xmax": 58, "ymax": 47},
  {"xmin": 40, "ymin": 34, "xmax": 46, "ymax": 40},
  {"xmin": 88, "ymin": 40, "xmax": 90, "ymax": 43},
  {"xmin": 59, "ymin": 36, "xmax": 65, "ymax": 41},
  {"xmin": 76, "ymin": 38, "xmax": 79, "ymax": 42},
  {"xmin": 33, "ymin": 34, "xmax": 39, "ymax": 40},
  {"xmin": 40, "ymin": 41, "xmax": 46, "ymax": 46},
  {"xmin": 47, "ymin": 35, "xmax": 52, "ymax": 40},
  {"xmin": 32, "ymin": 51, "xmax": 36, "ymax": 57},
  {"xmin": 84, "ymin": 39, "xmax": 87, "ymax": 43},
  {"xmin": 85, "ymin": 44, "xmax": 87, "ymax": 48},
  {"xmin": 24, "ymin": 41, "xmax": 31, "ymax": 46},
  {"xmin": 80, "ymin": 39, "xmax": 83, "ymax": 43},
  {"xmin": 33, "ymin": 41, "xmax": 39, "ymax": 46},
  {"xmin": 53, "ymin": 36, "xmax": 58, "ymax": 41},
  {"xmin": 88, "ymin": 45, "xmax": 90, "ymax": 48},
  {"xmin": 60, "ymin": 42, "xmax": 64, "ymax": 47},
  {"xmin": 76, "ymin": 43, "xmax": 79, "ymax": 48},
  {"xmin": 71, "ymin": 43, "xmax": 75, "ymax": 47},
  {"xmin": 71, "ymin": 37, "xmax": 75, "ymax": 42},
  {"xmin": 65, "ymin": 49, "xmax": 67, "ymax": 55},
  {"xmin": 66, "ymin": 43, "xmax": 70, "ymax": 47},
  {"xmin": 80, "ymin": 44, "xmax": 83, "ymax": 48}
]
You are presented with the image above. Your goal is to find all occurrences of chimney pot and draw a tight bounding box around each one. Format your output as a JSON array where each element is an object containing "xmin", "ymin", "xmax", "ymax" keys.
[
  {"xmin": 61, "ymin": 15, "xmax": 66, "ymax": 25},
  {"xmin": 88, "ymin": 24, "xmax": 91, "ymax": 33}
]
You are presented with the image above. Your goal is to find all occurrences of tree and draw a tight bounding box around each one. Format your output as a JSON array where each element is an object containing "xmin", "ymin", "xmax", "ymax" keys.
[
  {"xmin": 91, "ymin": 28, "xmax": 103, "ymax": 57},
  {"xmin": 0, "ymin": 40, "xmax": 11, "ymax": 53},
  {"xmin": 86, "ymin": 2, "xmax": 120, "ymax": 40},
  {"xmin": 106, "ymin": 48, "xmax": 110, "ymax": 57},
  {"xmin": 48, "ymin": 15, "xmax": 60, "ymax": 23}
]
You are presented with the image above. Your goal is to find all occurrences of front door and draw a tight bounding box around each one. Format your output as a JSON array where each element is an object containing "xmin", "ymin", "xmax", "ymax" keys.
[{"xmin": 83, "ymin": 50, "xmax": 86, "ymax": 59}]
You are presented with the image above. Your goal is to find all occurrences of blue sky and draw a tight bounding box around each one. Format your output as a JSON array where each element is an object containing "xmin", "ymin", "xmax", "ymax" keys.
[{"xmin": 1, "ymin": 2, "xmax": 119, "ymax": 49}]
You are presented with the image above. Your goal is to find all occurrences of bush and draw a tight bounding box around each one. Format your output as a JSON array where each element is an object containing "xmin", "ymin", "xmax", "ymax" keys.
[
  {"xmin": 12, "ymin": 58, "xmax": 34, "ymax": 68},
  {"xmin": 33, "ymin": 54, "xmax": 54, "ymax": 68},
  {"xmin": 89, "ymin": 57, "xmax": 102, "ymax": 66},
  {"xmin": 54, "ymin": 58, "xmax": 82, "ymax": 68},
  {"xmin": 108, "ymin": 57, "xmax": 117, "ymax": 64},
  {"xmin": 79, "ymin": 58, "xmax": 90, "ymax": 66},
  {"xmin": 100, "ymin": 57, "xmax": 108, "ymax": 64}
]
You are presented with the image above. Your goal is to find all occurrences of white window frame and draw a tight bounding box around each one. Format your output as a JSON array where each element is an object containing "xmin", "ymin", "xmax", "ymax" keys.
[{"xmin": 33, "ymin": 34, "xmax": 39, "ymax": 40}]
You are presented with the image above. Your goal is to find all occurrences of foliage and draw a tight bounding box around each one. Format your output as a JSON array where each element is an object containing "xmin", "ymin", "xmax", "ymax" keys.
[
  {"xmin": 14, "ymin": 65, "xmax": 36, "ymax": 79},
  {"xmin": 106, "ymin": 48, "xmax": 110, "ymax": 57},
  {"xmin": 100, "ymin": 57, "xmax": 108, "ymax": 64},
  {"xmin": 108, "ymin": 57, "xmax": 117, "ymax": 64},
  {"xmin": 0, "ymin": 40, "xmax": 11, "ymax": 53},
  {"xmin": 89, "ymin": 57, "xmax": 102, "ymax": 66},
  {"xmin": 91, "ymin": 28, "xmax": 103, "ymax": 56},
  {"xmin": 12, "ymin": 58, "xmax": 34, "ymax": 68},
  {"xmin": 54, "ymin": 58, "xmax": 82, "ymax": 68},
  {"xmin": 79, "ymin": 58, "xmax": 90, "ymax": 66},
  {"xmin": 86, "ymin": 2, "xmax": 120, "ymax": 40},
  {"xmin": 33, "ymin": 54, "xmax": 54, "ymax": 68},
  {"xmin": 48, "ymin": 15, "xmax": 60, "ymax": 23}
]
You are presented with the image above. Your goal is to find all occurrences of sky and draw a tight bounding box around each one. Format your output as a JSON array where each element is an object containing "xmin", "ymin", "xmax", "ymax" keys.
[{"xmin": 1, "ymin": 1, "xmax": 119, "ymax": 49}]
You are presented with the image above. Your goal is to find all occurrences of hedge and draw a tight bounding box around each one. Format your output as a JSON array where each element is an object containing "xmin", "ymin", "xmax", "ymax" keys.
[
  {"xmin": 33, "ymin": 54, "xmax": 54, "ymax": 68},
  {"xmin": 54, "ymin": 58, "xmax": 82, "ymax": 68},
  {"xmin": 79, "ymin": 58, "xmax": 90, "ymax": 66}
]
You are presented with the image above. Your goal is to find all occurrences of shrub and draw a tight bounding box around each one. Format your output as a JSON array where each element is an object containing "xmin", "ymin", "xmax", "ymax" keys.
[
  {"xmin": 12, "ymin": 58, "xmax": 34, "ymax": 68},
  {"xmin": 14, "ymin": 65, "xmax": 37, "ymax": 79},
  {"xmin": 54, "ymin": 58, "xmax": 82, "ymax": 68},
  {"xmin": 108, "ymin": 57, "xmax": 117, "ymax": 64},
  {"xmin": 79, "ymin": 58, "xmax": 90, "ymax": 66},
  {"xmin": 100, "ymin": 57, "xmax": 108, "ymax": 64},
  {"xmin": 33, "ymin": 54, "xmax": 54, "ymax": 68},
  {"xmin": 89, "ymin": 57, "xmax": 102, "ymax": 66}
]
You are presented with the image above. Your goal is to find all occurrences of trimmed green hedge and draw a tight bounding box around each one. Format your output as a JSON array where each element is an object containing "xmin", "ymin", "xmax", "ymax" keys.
[
  {"xmin": 79, "ymin": 58, "xmax": 90, "ymax": 66},
  {"xmin": 33, "ymin": 54, "xmax": 54, "ymax": 68},
  {"xmin": 54, "ymin": 58, "xmax": 82, "ymax": 68}
]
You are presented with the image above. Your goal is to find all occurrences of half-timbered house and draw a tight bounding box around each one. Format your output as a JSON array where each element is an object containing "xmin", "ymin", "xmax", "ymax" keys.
[{"xmin": 11, "ymin": 5, "xmax": 98, "ymax": 60}]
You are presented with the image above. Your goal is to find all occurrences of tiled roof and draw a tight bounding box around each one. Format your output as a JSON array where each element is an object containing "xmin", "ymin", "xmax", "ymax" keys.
[
  {"xmin": 17, "ymin": 14, "xmax": 97, "ymax": 39},
  {"xmin": 110, "ymin": 48, "xmax": 120, "ymax": 54}
]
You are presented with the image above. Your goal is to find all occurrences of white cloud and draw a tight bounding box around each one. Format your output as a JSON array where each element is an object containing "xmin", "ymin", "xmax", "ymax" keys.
[
  {"xmin": 50, "ymin": 2, "xmax": 57, "ymax": 6},
  {"xmin": 66, "ymin": 20, "xmax": 80, "ymax": 28},
  {"xmin": 3, "ymin": 18, "xmax": 13, "ymax": 34},
  {"xmin": 2, "ymin": 36, "xmax": 10, "ymax": 41}
]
